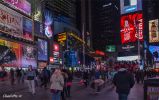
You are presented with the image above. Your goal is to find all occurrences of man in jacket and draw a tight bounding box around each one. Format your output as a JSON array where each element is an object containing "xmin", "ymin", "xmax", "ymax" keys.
[{"xmin": 113, "ymin": 68, "xmax": 135, "ymax": 100}]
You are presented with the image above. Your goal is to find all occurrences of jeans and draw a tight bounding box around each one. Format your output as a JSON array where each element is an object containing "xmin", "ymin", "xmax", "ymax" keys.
[
  {"xmin": 118, "ymin": 93, "xmax": 128, "ymax": 100},
  {"xmin": 52, "ymin": 91, "xmax": 61, "ymax": 100},
  {"xmin": 27, "ymin": 80, "xmax": 35, "ymax": 94},
  {"xmin": 66, "ymin": 86, "xmax": 71, "ymax": 97}
]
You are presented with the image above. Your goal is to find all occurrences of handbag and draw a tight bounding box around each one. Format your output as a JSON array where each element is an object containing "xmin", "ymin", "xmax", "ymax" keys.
[{"xmin": 66, "ymin": 82, "xmax": 72, "ymax": 86}]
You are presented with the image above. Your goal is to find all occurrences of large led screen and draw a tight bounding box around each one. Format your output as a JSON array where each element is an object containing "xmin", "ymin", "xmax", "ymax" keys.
[
  {"xmin": 0, "ymin": 39, "xmax": 21, "ymax": 67},
  {"xmin": 120, "ymin": 13, "xmax": 143, "ymax": 44},
  {"xmin": 22, "ymin": 45, "xmax": 37, "ymax": 68},
  {"xmin": 23, "ymin": 17, "xmax": 33, "ymax": 41},
  {"xmin": 120, "ymin": 0, "xmax": 142, "ymax": 14},
  {"xmin": 44, "ymin": 9, "xmax": 53, "ymax": 38},
  {"xmin": 149, "ymin": 46, "xmax": 159, "ymax": 62},
  {"xmin": 149, "ymin": 19, "xmax": 159, "ymax": 43},
  {"xmin": 38, "ymin": 39, "xmax": 48, "ymax": 61}
]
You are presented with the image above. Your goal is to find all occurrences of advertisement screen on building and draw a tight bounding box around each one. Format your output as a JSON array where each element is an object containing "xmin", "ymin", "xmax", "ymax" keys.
[
  {"xmin": 53, "ymin": 43, "xmax": 60, "ymax": 64},
  {"xmin": 22, "ymin": 45, "xmax": 37, "ymax": 68},
  {"xmin": 0, "ymin": 39, "xmax": 21, "ymax": 67},
  {"xmin": 34, "ymin": 21, "xmax": 43, "ymax": 36},
  {"xmin": 38, "ymin": 39, "xmax": 48, "ymax": 61},
  {"xmin": 149, "ymin": 45, "xmax": 159, "ymax": 62},
  {"xmin": 105, "ymin": 45, "xmax": 116, "ymax": 52},
  {"xmin": 69, "ymin": 51, "xmax": 78, "ymax": 66},
  {"xmin": 149, "ymin": 19, "xmax": 159, "ymax": 43},
  {"xmin": 117, "ymin": 55, "xmax": 139, "ymax": 61},
  {"xmin": 44, "ymin": 9, "xmax": 53, "ymax": 38},
  {"xmin": 147, "ymin": 86, "xmax": 159, "ymax": 100},
  {"xmin": 120, "ymin": 0, "xmax": 142, "ymax": 14},
  {"xmin": 23, "ymin": 17, "xmax": 33, "ymax": 41},
  {"xmin": 120, "ymin": 13, "xmax": 143, "ymax": 44},
  {"xmin": 0, "ymin": 4, "xmax": 23, "ymax": 38},
  {"xmin": 3, "ymin": 0, "xmax": 31, "ymax": 15}
]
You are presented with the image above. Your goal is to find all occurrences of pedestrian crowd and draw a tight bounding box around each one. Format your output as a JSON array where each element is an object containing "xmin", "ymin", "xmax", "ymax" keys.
[{"xmin": 0, "ymin": 61, "xmax": 159, "ymax": 100}]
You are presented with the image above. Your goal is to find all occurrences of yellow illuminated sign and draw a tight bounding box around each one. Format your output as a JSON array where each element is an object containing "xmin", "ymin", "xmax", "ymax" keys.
[
  {"xmin": 58, "ymin": 32, "xmax": 67, "ymax": 42},
  {"xmin": 69, "ymin": 32, "xmax": 85, "ymax": 44}
]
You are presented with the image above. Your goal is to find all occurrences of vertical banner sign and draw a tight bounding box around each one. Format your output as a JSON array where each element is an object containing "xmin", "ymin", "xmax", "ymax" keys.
[
  {"xmin": 38, "ymin": 39, "xmax": 48, "ymax": 61},
  {"xmin": 44, "ymin": 9, "xmax": 53, "ymax": 38},
  {"xmin": 23, "ymin": 17, "xmax": 33, "ymax": 41},
  {"xmin": 149, "ymin": 19, "xmax": 159, "ymax": 43},
  {"xmin": 22, "ymin": 45, "xmax": 37, "ymax": 68}
]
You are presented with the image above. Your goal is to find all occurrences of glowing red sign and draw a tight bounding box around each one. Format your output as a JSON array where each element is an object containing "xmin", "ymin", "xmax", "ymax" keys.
[
  {"xmin": 53, "ymin": 43, "xmax": 59, "ymax": 51},
  {"xmin": 95, "ymin": 50, "xmax": 105, "ymax": 56},
  {"xmin": 120, "ymin": 13, "xmax": 143, "ymax": 44},
  {"xmin": 50, "ymin": 57, "xmax": 54, "ymax": 63}
]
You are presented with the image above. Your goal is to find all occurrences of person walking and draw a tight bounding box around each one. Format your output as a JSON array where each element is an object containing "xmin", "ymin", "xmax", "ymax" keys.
[
  {"xmin": 26, "ymin": 65, "xmax": 36, "ymax": 95},
  {"xmin": 20, "ymin": 68, "xmax": 25, "ymax": 84},
  {"xmin": 10, "ymin": 68, "xmax": 15, "ymax": 85},
  {"xmin": 66, "ymin": 70, "xmax": 73, "ymax": 97},
  {"xmin": 16, "ymin": 68, "xmax": 21, "ymax": 84},
  {"xmin": 40, "ymin": 67, "xmax": 50, "ymax": 89},
  {"xmin": 61, "ymin": 69, "xmax": 68, "ymax": 100},
  {"xmin": 113, "ymin": 68, "xmax": 135, "ymax": 100},
  {"xmin": 83, "ymin": 70, "xmax": 89, "ymax": 87},
  {"xmin": 50, "ymin": 68, "xmax": 64, "ymax": 100}
]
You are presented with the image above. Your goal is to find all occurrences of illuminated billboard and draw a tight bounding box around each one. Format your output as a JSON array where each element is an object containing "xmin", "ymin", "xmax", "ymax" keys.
[
  {"xmin": 0, "ymin": 39, "xmax": 21, "ymax": 67},
  {"xmin": 23, "ymin": 17, "xmax": 33, "ymax": 41},
  {"xmin": 120, "ymin": 13, "xmax": 143, "ymax": 44},
  {"xmin": 149, "ymin": 19, "xmax": 159, "ymax": 43},
  {"xmin": 120, "ymin": 0, "xmax": 142, "ymax": 14},
  {"xmin": 44, "ymin": 9, "xmax": 53, "ymax": 38},
  {"xmin": 0, "ymin": 4, "xmax": 23, "ymax": 38},
  {"xmin": 22, "ymin": 45, "xmax": 37, "ymax": 68},
  {"xmin": 38, "ymin": 39, "xmax": 48, "ymax": 61},
  {"xmin": 149, "ymin": 46, "xmax": 159, "ymax": 62},
  {"xmin": 3, "ymin": 0, "xmax": 31, "ymax": 15}
]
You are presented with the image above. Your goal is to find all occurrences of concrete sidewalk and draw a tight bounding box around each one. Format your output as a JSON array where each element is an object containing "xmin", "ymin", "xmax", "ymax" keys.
[{"xmin": 0, "ymin": 80, "xmax": 144, "ymax": 100}]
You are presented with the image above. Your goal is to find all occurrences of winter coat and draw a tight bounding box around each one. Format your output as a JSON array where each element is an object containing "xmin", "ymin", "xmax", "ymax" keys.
[
  {"xmin": 113, "ymin": 70, "xmax": 135, "ymax": 94},
  {"xmin": 50, "ymin": 74, "xmax": 64, "ymax": 91}
]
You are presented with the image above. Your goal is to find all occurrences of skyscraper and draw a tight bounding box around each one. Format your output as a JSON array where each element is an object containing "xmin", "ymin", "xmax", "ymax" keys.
[{"xmin": 91, "ymin": 0, "xmax": 120, "ymax": 51}]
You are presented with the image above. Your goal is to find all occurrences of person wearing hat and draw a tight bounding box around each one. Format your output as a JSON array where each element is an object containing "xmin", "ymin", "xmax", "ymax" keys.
[{"xmin": 113, "ymin": 68, "xmax": 135, "ymax": 100}]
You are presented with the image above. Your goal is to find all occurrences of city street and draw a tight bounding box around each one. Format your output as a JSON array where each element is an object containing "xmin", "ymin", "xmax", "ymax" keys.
[{"xmin": 0, "ymin": 79, "xmax": 143, "ymax": 100}]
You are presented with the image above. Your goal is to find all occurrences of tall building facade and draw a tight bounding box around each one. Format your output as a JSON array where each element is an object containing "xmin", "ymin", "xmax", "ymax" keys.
[{"xmin": 91, "ymin": 0, "xmax": 120, "ymax": 51}]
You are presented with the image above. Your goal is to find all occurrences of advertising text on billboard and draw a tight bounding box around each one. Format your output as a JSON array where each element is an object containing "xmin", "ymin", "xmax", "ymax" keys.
[{"xmin": 120, "ymin": 13, "xmax": 143, "ymax": 44}]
